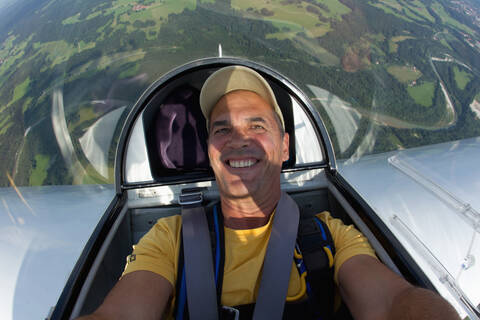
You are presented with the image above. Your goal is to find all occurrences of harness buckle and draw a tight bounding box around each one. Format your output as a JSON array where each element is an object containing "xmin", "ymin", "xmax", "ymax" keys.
[
  {"xmin": 179, "ymin": 188, "xmax": 205, "ymax": 206},
  {"xmin": 221, "ymin": 306, "xmax": 240, "ymax": 320}
]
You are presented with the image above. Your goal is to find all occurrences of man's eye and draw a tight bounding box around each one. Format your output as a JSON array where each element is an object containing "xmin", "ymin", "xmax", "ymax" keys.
[
  {"xmin": 214, "ymin": 127, "xmax": 230, "ymax": 135},
  {"xmin": 251, "ymin": 125, "xmax": 265, "ymax": 130}
]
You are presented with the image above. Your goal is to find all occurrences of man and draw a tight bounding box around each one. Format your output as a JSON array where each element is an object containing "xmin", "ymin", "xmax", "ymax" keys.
[{"xmin": 79, "ymin": 66, "xmax": 460, "ymax": 320}]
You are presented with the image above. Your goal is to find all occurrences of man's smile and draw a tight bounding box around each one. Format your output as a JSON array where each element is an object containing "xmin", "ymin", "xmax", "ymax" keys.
[{"xmin": 226, "ymin": 158, "xmax": 259, "ymax": 168}]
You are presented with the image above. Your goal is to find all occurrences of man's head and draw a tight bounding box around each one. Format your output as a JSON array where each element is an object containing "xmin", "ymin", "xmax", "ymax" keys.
[
  {"xmin": 200, "ymin": 66, "xmax": 285, "ymax": 136},
  {"xmin": 200, "ymin": 66, "xmax": 289, "ymax": 201}
]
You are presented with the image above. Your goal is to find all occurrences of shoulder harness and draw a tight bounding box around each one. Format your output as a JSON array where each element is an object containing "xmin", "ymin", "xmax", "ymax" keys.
[{"xmin": 175, "ymin": 204, "xmax": 336, "ymax": 320}]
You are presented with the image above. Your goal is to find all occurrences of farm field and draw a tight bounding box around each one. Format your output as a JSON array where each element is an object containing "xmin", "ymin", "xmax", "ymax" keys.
[
  {"xmin": 453, "ymin": 66, "xmax": 473, "ymax": 90},
  {"xmin": 387, "ymin": 65, "xmax": 422, "ymax": 83},
  {"xmin": 407, "ymin": 82, "xmax": 435, "ymax": 107},
  {"xmin": 232, "ymin": 0, "xmax": 350, "ymax": 39}
]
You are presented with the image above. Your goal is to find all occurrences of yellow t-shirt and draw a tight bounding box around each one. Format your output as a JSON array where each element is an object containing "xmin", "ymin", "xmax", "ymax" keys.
[{"xmin": 123, "ymin": 210, "xmax": 376, "ymax": 316}]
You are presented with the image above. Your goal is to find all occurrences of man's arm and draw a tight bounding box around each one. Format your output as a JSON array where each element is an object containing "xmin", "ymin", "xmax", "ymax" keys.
[
  {"xmin": 337, "ymin": 254, "xmax": 460, "ymax": 320},
  {"xmin": 76, "ymin": 270, "xmax": 173, "ymax": 320}
]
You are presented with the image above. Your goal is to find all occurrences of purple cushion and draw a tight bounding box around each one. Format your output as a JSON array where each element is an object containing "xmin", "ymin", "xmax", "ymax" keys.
[{"xmin": 155, "ymin": 86, "xmax": 209, "ymax": 169}]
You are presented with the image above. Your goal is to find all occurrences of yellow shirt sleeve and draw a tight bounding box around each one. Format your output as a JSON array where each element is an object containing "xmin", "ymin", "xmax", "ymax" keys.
[
  {"xmin": 122, "ymin": 215, "xmax": 182, "ymax": 288},
  {"xmin": 317, "ymin": 211, "xmax": 377, "ymax": 284}
]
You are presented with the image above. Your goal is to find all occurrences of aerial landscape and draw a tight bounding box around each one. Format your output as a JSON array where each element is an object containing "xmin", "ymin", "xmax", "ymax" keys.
[{"xmin": 0, "ymin": 0, "xmax": 479, "ymax": 187}]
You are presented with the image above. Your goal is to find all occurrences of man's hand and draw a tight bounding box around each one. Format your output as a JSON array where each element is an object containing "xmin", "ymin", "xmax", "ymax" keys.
[
  {"xmin": 338, "ymin": 255, "xmax": 460, "ymax": 320},
  {"xmin": 76, "ymin": 270, "xmax": 173, "ymax": 320}
]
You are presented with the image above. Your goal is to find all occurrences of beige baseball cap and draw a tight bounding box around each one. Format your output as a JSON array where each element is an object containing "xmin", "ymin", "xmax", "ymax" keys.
[{"xmin": 199, "ymin": 65, "xmax": 285, "ymax": 130}]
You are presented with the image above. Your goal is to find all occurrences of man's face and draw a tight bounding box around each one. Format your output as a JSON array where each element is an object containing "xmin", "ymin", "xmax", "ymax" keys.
[{"xmin": 207, "ymin": 90, "xmax": 289, "ymax": 201}]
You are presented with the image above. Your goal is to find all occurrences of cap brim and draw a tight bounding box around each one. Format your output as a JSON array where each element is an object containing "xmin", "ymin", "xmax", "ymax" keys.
[{"xmin": 200, "ymin": 66, "xmax": 284, "ymax": 130}]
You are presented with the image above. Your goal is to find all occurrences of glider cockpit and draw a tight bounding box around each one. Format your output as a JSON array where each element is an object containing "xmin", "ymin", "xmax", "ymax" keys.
[{"xmin": 59, "ymin": 58, "xmax": 432, "ymax": 319}]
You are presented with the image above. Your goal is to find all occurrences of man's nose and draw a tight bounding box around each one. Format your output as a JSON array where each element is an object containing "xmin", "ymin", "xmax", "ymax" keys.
[{"xmin": 228, "ymin": 128, "xmax": 250, "ymax": 148}]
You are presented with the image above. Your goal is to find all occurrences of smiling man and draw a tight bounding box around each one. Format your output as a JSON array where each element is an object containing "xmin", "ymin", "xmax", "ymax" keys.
[
  {"xmin": 78, "ymin": 66, "xmax": 460, "ymax": 320},
  {"xmin": 205, "ymin": 89, "xmax": 289, "ymax": 228}
]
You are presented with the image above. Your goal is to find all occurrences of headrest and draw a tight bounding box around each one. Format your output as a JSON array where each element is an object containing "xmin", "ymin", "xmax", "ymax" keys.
[{"xmin": 154, "ymin": 85, "xmax": 209, "ymax": 170}]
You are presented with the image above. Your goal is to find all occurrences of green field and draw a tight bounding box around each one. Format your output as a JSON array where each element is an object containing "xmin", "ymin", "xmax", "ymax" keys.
[
  {"xmin": 318, "ymin": 0, "xmax": 351, "ymax": 18},
  {"xmin": 405, "ymin": 1, "xmax": 435, "ymax": 22},
  {"xmin": 63, "ymin": 0, "xmax": 196, "ymax": 40},
  {"xmin": 81, "ymin": 163, "xmax": 114, "ymax": 184},
  {"xmin": 453, "ymin": 66, "xmax": 472, "ymax": 90},
  {"xmin": 389, "ymin": 35, "xmax": 415, "ymax": 53},
  {"xmin": 0, "ymin": 35, "xmax": 17, "ymax": 59},
  {"xmin": 439, "ymin": 38, "xmax": 453, "ymax": 50},
  {"xmin": 369, "ymin": 1, "xmax": 415, "ymax": 23},
  {"xmin": 387, "ymin": 65, "xmax": 422, "ymax": 83},
  {"xmin": 388, "ymin": 133, "xmax": 403, "ymax": 148},
  {"xmin": 119, "ymin": 62, "xmax": 141, "ymax": 79},
  {"xmin": 12, "ymin": 77, "xmax": 30, "ymax": 105},
  {"xmin": 0, "ymin": 76, "xmax": 31, "ymax": 114},
  {"xmin": 22, "ymin": 97, "xmax": 33, "ymax": 113},
  {"xmin": 62, "ymin": 13, "xmax": 81, "ymax": 25},
  {"xmin": 96, "ymin": 49, "xmax": 145, "ymax": 71},
  {"xmin": 431, "ymin": 2, "xmax": 475, "ymax": 36},
  {"xmin": 119, "ymin": 0, "xmax": 195, "ymax": 25},
  {"xmin": 291, "ymin": 36, "xmax": 339, "ymax": 65},
  {"xmin": 232, "ymin": 0, "xmax": 349, "ymax": 39},
  {"xmin": 369, "ymin": 0, "xmax": 441, "ymax": 25},
  {"xmin": 29, "ymin": 154, "xmax": 50, "ymax": 185},
  {"xmin": 374, "ymin": 0, "xmax": 402, "ymax": 11},
  {"xmin": 0, "ymin": 113, "xmax": 12, "ymax": 135},
  {"xmin": 407, "ymin": 81, "xmax": 435, "ymax": 107},
  {"xmin": 0, "ymin": 35, "xmax": 31, "ymax": 78},
  {"xmin": 32, "ymin": 40, "xmax": 96, "ymax": 72},
  {"xmin": 68, "ymin": 106, "xmax": 99, "ymax": 133},
  {"xmin": 435, "ymin": 30, "xmax": 457, "ymax": 51},
  {"xmin": 0, "ymin": 123, "xmax": 12, "ymax": 135},
  {"xmin": 391, "ymin": 35, "xmax": 415, "ymax": 42}
]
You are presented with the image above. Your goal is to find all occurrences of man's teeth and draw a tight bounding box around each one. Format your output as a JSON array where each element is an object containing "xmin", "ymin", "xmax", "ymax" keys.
[{"xmin": 229, "ymin": 159, "xmax": 256, "ymax": 168}]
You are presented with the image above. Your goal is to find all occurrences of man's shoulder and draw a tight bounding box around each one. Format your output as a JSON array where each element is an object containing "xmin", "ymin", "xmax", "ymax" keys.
[
  {"xmin": 314, "ymin": 211, "xmax": 347, "ymax": 233},
  {"xmin": 138, "ymin": 214, "xmax": 183, "ymax": 244},
  {"xmin": 154, "ymin": 213, "xmax": 182, "ymax": 225},
  {"xmin": 315, "ymin": 211, "xmax": 334, "ymax": 223},
  {"xmin": 153, "ymin": 213, "xmax": 182, "ymax": 231},
  {"xmin": 147, "ymin": 203, "xmax": 218, "ymax": 237}
]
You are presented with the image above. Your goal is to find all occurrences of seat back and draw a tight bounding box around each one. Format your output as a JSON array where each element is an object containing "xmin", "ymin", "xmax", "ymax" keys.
[
  {"xmin": 143, "ymin": 85, "xmax": 211, "ymax": 179},
  {"xmin": 154, "ymin": 85, "xmax": 209, "ymax": 170}
]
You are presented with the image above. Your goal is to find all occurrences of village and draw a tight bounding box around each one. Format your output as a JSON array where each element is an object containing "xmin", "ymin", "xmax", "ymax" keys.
[
  {"xmin": 450, "ymin": 0, "xmax": 480, "ymax": 29},
  {"xmin": 132, "ymin": 4, "xmax": 150, "ymax": 12}
]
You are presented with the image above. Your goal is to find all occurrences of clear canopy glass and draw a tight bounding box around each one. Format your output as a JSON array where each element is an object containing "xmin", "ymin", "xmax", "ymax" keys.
[{"xmin": 1, "ymin": 0, "xmax": 479, "ymax": 187}]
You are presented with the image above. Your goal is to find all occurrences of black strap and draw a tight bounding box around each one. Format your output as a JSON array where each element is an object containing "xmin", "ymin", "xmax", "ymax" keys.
[
  {"xmin": 213, "ymin": 213, "xmax": 337, "ymax": 320},
  {"xmin": 252, "ymin": 192, "xmax": 300, "ymax": 320},
  {"xmin": 297, "ymin": 216, "xmax": 336, "ymax": 319},
  {"xmin": 182, "ymin": 204, "xmax": 219, "ymax": 320}
]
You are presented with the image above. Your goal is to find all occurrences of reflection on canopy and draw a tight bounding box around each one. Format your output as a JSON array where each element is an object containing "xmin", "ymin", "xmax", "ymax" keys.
[
  {"xmin": 79, "ymin": 106, "xmax": 126, "ymax": 179},
  {"xmin": 52, "ymin": 90, "xmax": 87, "ymax": 184},
  {"xmin": 308, "ymin": 85, "xmax": 361, "ymax": 154}
]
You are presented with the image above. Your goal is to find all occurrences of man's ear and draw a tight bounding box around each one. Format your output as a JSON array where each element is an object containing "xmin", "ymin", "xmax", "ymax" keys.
[{"xmin": 282, "ymin": 132, "xmax": 290, "ymax": 162}]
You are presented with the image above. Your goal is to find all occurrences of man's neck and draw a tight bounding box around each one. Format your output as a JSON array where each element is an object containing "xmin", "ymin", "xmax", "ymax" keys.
[{"xmin": 220, "ymin": 192, "xmax": 280, "ymax": 229}]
